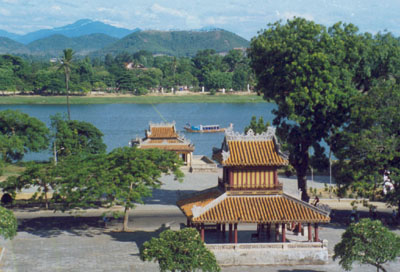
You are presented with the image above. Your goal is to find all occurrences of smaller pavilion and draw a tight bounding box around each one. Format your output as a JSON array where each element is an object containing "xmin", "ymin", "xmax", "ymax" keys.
[
  {"xmin": 177, "ymin": 128, "xmax": 330, "ymax": 244},
  {"xmin": 130, "ymin": 122, "xmax": 195, "ymax": 167}
]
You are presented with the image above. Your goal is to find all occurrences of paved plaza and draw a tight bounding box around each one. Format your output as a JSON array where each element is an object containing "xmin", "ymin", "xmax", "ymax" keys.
[{"xmin": 1, "ymin": 170, "xmax": 399, "ymax": 272}]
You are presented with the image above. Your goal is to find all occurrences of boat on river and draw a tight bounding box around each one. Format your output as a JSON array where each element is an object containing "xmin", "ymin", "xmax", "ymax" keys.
[{"xmin": 184, "ymin": 123, "xmax": 233, "ymax": 133}]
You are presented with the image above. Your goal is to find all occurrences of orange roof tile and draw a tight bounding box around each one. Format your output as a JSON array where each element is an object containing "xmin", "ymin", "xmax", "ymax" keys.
[
  {"xmin": 177, "ymin": 189, "xmax": 224, "ymax": 218},
  {"xmin": 139, "ymin": 144, "xmax": 194, "ymax": 152},
  {"xmin": 148, "ymin": 127, "xmax": 178, "ymax": 139},
  {"xmin": 223, "ymin": 140, "xmax": 288, "ymax": 166},
  {"xmin": 187, "ymin": 194, "xmax": 329, "ymax": 224},
  {"xmin": 148, "ymin": 139, "xmax": 181, "ymax": 144}
]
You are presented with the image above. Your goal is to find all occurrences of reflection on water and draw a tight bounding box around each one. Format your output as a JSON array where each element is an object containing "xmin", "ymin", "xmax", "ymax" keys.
[{"xmin": 0, "ymin": 103, "xmax": 275, "ymax": 161}]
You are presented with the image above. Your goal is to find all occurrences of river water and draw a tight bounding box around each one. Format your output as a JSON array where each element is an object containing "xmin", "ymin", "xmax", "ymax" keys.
[{"xmin": 0, "ymin": 103, "xmax": 275, "ymax": 160}]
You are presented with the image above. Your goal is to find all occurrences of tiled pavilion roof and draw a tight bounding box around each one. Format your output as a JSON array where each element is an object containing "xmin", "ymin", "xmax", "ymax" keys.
[
  {"xmin": 177, "ymin": 192, "xmax": 330, "ymax": 224},
  {"xmin": 223, "ymin": 140, "xmax": 288, "ymax": 166}
]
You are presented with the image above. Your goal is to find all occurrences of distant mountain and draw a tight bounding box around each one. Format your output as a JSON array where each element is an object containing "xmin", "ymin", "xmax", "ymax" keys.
[
  {"xmin": 15, "ymin": 19, "xmax": 139, "ymax": 44},
  {"xmin": 0, "ymin": 30, "xmax": 21, "ymax": 41},
  {"xmin": 27, "ymin": 33, "xmax": 119, "ymax": 56},
  {"xmin": 0, "ymin": 37, "xmax": 29, "ymax": 55},
  {"xmin": 96, "ymin": 29, "xmax": 249, "ymax": 57}
]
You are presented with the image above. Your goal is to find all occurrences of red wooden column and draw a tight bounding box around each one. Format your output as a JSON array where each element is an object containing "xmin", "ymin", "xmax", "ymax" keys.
[
  {"xmin": 275, "ymin": 223, "xmax": 279, "ymax": 242},
  {"xmin": 314, "ymin": 223, "xmax": 319, "ymax": 242},
  {"xmin": 229, "ymin": 223, "xmax": 233, "ymax": 243},
  {"xmin": 266, "ymin": 223, "xmax": 271, "ymax": 240},
  {"xmin": 234, "ymin": 223, "xmax": 238, "ymax": 243},
  {"xmin": 308, "ymin": 223, "xmax": 312, "ymax": 242},
  {"xmin": 282, "ymin": 223, "xmax": 286, "ymax": 242},
  {"xmin": 222, "ymin": 223, "xmax": 226, "ymax": 237},
  {"xmin": 201, "ymin": 223, "xmax": 205, "ymax": 242}
]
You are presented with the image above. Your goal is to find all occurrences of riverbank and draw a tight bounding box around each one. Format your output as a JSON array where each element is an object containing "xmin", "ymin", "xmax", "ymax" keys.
[{"xmin": 0, "ymin": 93, "xmax": 264, "ymax": 104}]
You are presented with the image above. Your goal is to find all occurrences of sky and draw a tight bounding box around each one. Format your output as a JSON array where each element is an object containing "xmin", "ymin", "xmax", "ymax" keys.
[{"xmin": 1, "ymin": 0, "xmax": 400, "ymax": 40}]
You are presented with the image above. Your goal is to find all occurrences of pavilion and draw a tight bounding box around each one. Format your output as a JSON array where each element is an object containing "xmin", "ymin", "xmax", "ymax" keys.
[
  {"xmin": 130, "ymin": 122, "xmax": 195, "ymax": 167},
  {"xmin": 177, "ymin": 128, "xmax": 330, "ymax": 244}
]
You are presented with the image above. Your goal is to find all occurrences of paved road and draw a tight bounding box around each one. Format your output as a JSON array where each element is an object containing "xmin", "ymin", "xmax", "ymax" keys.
[{"xmin": 1, "ymin": 171, "xmax": 399, "ymax": 272}]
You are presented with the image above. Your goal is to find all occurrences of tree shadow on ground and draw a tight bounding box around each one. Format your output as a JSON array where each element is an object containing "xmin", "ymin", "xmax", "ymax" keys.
[
  {"xmin": 18, "ymin": 215, "xmax": 105, "ymax": 238},
  {"xmin": 105, "ymin": 224, "xmax": 171, "ymax": 250},
  {"xmin": 143, "ymin": 189, "xmax": 203, "ymax": 205},
  {"xmin": 278, "ymin": 269, "xmax": 325, "ymax": 272}
]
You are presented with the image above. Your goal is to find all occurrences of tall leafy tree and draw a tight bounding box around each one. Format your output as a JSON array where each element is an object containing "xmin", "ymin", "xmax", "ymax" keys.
[
  {"xmin": 57, "ymin": 147, "xmax": 183, "ymax": 231},
  {"xmin": 59, "ymin": 48, "xmax": 74, "ymax": 120},
  {"xmin": 51, "ymin": 114, "xmax": 106, "ymax": 159},
  {"xmin": 0, "ymin": 110, "xmax": 49, "ymax": 162},
  {"xmin": 333, "ymin": 81, "xmax": 400, "ymax": 207},
  {"xmin": 141, "ymin": 228, "xmax": 220, "ymax": 272},
  {"xmin": 334, "ymin": 218, "xmax": 400, "ymax": 272},
  {"xmin": 1, "ymin": 162, "xmax": 58, "ymax": 209},
  {"xmin": 244, "ymin": 116, "xmax": 270, "ymax": 134},
  {"xmin": 249, "ymin": 18, "xmax": 363, "ymax": 201}
]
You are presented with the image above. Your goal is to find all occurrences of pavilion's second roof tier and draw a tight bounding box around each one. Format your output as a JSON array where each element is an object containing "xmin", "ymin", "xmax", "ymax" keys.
[
  {"xmin": 148, "ymin": 126, "xmax": 179, "ymax": 139},
  {"xmin": 223, "ymin": 140, "xmax": 288, "ymax": 167},
  {"xmin": 178, "ymin": 193, "xmax": 330, "ymax": 224}
]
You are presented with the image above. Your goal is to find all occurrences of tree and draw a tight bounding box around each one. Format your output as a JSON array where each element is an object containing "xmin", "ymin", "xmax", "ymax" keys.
[
  {"xmin": 244, "ymin": 116, "xmax": 270, "ymax": 134},
  {"xmin": 0, "ymin": 206, "xmax": 17, "ymax": 240},
  {"xmin": 0, "ymin": 110, "xmax": 49, "ymax": 162},
  {"xmin": 1, "ymin": 162, "xmax": 58, "ymax": 209},
  {"xmin": 57, "ymin": 147, "xmax": 183, "ymax": 231},
  {"xmin": 59, "ymin": 48, "xmax": 74, "ymax": 120},
  {"xmin": 140, "ymin": 228, "xmax": 220, "ymax": 272},
  {"xmin": 249, "ymin": 18, "xmax": 363, "ymax": 201},
  {"xmin": 334, "ymin": 218, "xmax": 400, "ymax": 272},
  {"xmin": 333, "ymin": 81, "xmax": 400, "ymax": 206},
  {"xmin": 51, "ymin": 114, "xmax": 106, "ymax": 159}
]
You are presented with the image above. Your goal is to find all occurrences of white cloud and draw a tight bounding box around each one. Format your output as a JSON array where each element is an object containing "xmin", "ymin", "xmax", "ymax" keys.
[
  {"xmin": 280, "ymin": 11, "xmax": 314, "ymax": 21},
  {"xmin": 0, "ymin": 8, "xmax": 10, "ymax": 16},
  {"xmin": 51, "ymin": 5, "xmax": 61, "ymax": 11},
  {"xmin": 150, "ymin": 3, "xmax": 187, "ymax": 18}
]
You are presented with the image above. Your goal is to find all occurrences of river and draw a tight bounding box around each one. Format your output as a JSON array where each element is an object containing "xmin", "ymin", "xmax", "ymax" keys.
[{"xmin": 0, "ymin": 103, "xmax": 275, "ymax": 161}]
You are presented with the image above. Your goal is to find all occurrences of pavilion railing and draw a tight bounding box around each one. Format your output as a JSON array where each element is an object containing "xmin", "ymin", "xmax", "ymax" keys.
[{"xmin": 218, "ymin": 177, "xmax": 283, "ymax": 191}]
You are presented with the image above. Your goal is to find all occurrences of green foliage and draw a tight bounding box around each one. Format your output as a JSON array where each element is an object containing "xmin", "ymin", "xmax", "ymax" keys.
[
  {"xmin": 140, "ymin": 228, "xmax": 220, "ymax": 272},
  {"xmin": 333, "ymin": 81, "xmax": 400, "ymax": 205},
  {"xmin": 0, "ymin": 206, "xmax": 17, "ymax": 240},
  {"xmin": 0, "ymin": 109, "xmax": 49, "ymax": 162},
  {"xmin": 57, "ymin": 147, "xmax": 184, "ymax": 230},
  {"xmin": 244, "ymin": 116, "xmax": 270, "ymax": 134},
  {"xmin": 334, "ymin": 218, "xmax": 400, "ymax": 272},
  {"xmin": 1, "ymin": 162, "xmax": 57, "ymax": 209},
  {"xmin": 249, "ymin": 18, "xmax": 365, "ymax": 201},
  {"xmin": 51, "ymin": 114, "xmax": 106, "ymax": 159}
]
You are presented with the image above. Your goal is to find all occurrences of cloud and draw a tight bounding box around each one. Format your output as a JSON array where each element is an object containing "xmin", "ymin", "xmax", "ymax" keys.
[
  {"xmin": 150, "ymin": 3, "xmax": 187, "ymax": 18},
  {"xmin": 0, "ymin": 8, "xmax": 11, "ymax": 16},
  {"xmin": 280, "ymin": 11, "xmax": 314, "ymax": 21},
  {"xmin": 51, "ymin": 5, "xmax": 61, "ymax": 11}
]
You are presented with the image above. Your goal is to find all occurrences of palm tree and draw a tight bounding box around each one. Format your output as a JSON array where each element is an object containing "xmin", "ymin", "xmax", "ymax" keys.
[{"xmin": 59, "ymin": 49, "xmax": 74, "ymax": 120}]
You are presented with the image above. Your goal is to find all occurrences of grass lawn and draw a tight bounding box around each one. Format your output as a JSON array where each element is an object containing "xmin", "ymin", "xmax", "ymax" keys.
[
  {"xmin": 0, "ymin": 94, "xmax": 265, "ymax": 104},
  {"xmin": 0, "ymin": 163, "xmax": 25, "ymax": 182}
]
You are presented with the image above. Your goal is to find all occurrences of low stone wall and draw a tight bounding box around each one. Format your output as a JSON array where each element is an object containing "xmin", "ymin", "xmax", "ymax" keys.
[
  {"xmin": 206, "ymin": 240, "xmax": 329, "ymax": 266},
  {"xmin": 190, "ymin": 155, "xmax": 218, "ymax": 172}
]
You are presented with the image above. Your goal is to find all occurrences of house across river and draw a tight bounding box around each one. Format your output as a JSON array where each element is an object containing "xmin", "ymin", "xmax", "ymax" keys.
[{"xmin": 130, "ymin": 122, "xmax": 195, "ymax": 167}]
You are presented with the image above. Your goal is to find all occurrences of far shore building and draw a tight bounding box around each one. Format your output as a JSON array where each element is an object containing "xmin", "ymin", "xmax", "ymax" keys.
[
  {"xmin": 177, "ymin": 128, "xmax": 331, "ymax": 265},
  {"xmin": 130, "ymin": 122, "xmax": 195, "ymax": 167}
]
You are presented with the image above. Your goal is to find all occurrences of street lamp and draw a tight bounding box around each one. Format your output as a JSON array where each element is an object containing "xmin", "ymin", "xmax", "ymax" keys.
[{"xmin": 53, "ymin": 142, "xmax": 64, "ymax": 165}]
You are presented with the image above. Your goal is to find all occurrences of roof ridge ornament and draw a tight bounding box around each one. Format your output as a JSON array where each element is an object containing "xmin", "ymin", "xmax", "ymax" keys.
[
  {"xmin": 225, "ymin": 127, "xmax": 276, "ymax": 141},
  {"xmin": 149, "ymin": 121, "xmax": 176, "ymax": 127}
]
